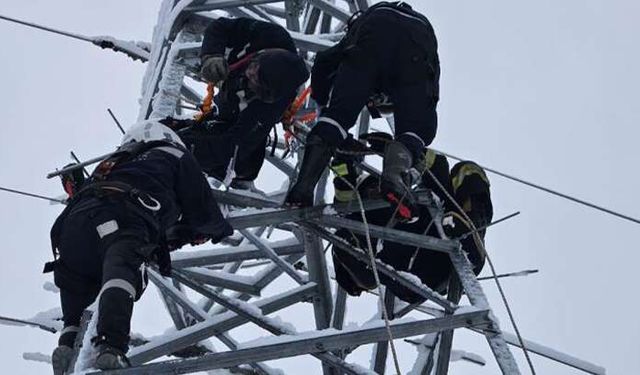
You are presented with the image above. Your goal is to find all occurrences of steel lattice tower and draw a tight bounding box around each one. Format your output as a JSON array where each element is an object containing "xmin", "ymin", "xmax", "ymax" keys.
[{"xmin": 16, "ymin": 1, "xmax": 606, "ymax": 374}]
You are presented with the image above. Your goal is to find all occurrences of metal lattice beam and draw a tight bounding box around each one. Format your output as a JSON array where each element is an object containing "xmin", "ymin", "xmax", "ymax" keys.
[{"xmin": 56, "ymin": 1, "xmax": 603, "ymax": 374}]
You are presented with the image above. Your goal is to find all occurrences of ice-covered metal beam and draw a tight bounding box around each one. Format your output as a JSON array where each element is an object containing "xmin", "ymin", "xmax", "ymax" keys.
[
  {"xmin": 303, "ymin": 223, "xmax": 457, "ymax": 311},
  {"xmin": 172, "ymin": 270, "xmax": 369, "ymax": 375},
  {"xmin": 148, "ymin": 269, "xmax": 273, "ymax": 373},
  {"xmin": 434, "ymin": 277, "xmax": 463, "ymax": 375},
  {"xmin": 371, "ymin": 290, "xmax": 396, "ymax": 373},
  {"xmin": 289, "ymin": 31, "xmax": 334, "ymax": 50},
  {"xmin": 240, "ymin": 230, "xmax": 307, "ymax": 284},
  {"xmin": 410, "ymin": 303, "xmax": 605, "ymax": 375},
  {"xmin": 265, "ymin": 153, "xmax": 297, "ymax": 177},
  {"xmin": 181, "ymin": 268, "xmax": 263, "ymax": 295},
  {"xmin": 284, "ymin": 0, "xmax": 302, "ymax": 31},
  {"xmin": 246, "ymin": 4, "xmax": 281, "ymax": 23},
  {"xmin": 303, "ymin": 6, "xmax": 322, "ymax": 34},
  {"xmin": 447, "ymin": 245, "xmax": 521, "ymax": 374},
  {"xmin": 148, "ymin": 269, "xmax": 207, "ymax": 322},
  {"xmin": 184, "ymin": 0, "xmax": 284, "ymax": 13},
  {"xmin": 307, "ymin": 0, "xmax": 351, "ymax": 22},
  {"xmin": 170, "ymin": 238, "xmax": 302, "ymax": 267},
  {"xmin": 354, "ymin": 0, "xmax": 370, "ymax": 11},
  {"xmin": 210, "ymin": 189, "xmax": 280, "ymax": 208},
  {"xmin": 316, "ymin": 215, "xmax": 459, "ymax": 254},
  {"xmin": 208, "ymin": 253, "xmax": 306, "ymax": 316},
  {"xmin": 259, "ymin": 4, "xmax": 287, "ymax": 18},
  {"xmin": 97, "ymin": 310, "xmax": 490, "ymax": 374},
  {"xmin": 127, "ymin": 283, "xmax": 317, "ymax": 365},
  {"xmin": 225, "ymin": 192, "xmax": 438, "ymax": 229}
]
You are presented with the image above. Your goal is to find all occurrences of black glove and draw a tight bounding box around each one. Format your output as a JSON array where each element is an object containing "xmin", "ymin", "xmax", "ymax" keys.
[
  {"xmin": 360, "ymin": 132, "xmax": 393, "ymax": 154},
  {"xmin": 155, "ymin": 246, "xmax": 173, "ymax": 277},
  {"xmin": 165, "ymin": 224, "xmax": 209, "ymax": 251},
  {"xmin": 159, "ymin": 116, "xmax": 196, "ymax": 131},
  {"xmin": 200, "ymin": 55, "xmax": 228, "ymax": 82}
]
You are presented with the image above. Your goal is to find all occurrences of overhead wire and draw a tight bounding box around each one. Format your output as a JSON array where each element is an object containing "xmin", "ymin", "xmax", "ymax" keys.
[
  {"xmin": 0, "ymin": 186, "xmax": 65, "ymax": 204},
  {"xmin": 423, "ymin": 166, "xmax": 538, "ymax": 374},
  {"xmin": 327, "ymin": 134, "xmax": 536, "ymax": 372},
  {"xmin": 432, "ymin": 148, "xmax": 640, "ymax": 226},
  {"xmin": 0, "ymin": 14, "xmax": 94, "ymax": 43}
]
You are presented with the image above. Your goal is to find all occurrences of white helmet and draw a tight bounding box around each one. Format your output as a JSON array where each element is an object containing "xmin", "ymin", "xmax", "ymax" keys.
[{"xmin": 121, "ymin": 119, "xmax": 185, "ymax": 148}]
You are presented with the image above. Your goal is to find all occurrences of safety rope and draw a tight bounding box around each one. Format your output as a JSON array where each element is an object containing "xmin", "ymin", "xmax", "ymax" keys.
[
  {"xmin": 422, "ymin": 167, "xmax": 537, "ymax": 374},
  {"xmin": 332, "ymin": 135, "xmax": 535, "ymax": 373},
  {"xmin": 330, "ymin": 170, "xmax": 403, "ymax": 375}
]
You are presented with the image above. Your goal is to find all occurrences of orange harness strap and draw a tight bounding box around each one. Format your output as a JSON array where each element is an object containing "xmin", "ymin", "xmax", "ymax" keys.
[
  {"xmin": 194, "ymin": 82, "xmax": 215, "ymax": 122},
  {"xmin": 282, "ymin": 86, "xmax": 312, "ymax": 126}
]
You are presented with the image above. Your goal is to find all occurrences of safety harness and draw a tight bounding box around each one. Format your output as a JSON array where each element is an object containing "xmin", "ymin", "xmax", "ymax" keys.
[{"xmin": 44, "ymin": 141, "xmax": 174, "ymax": 275}]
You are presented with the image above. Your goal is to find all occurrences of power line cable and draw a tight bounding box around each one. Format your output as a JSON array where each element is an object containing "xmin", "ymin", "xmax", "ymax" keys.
[
  {"xmin": 433, "ymin": 149, "xmax": 640, "ymax": 225},
  {"xmin": 424, "ymin": 167, "xmax": 537, "ymax": 374},
  {"xmin": 0, "ymin": 14, "xmax": 93, "ymax": 43},
  {"xmin": 0, "ymin": 186, "xmax": 65, "ymax": 204}
]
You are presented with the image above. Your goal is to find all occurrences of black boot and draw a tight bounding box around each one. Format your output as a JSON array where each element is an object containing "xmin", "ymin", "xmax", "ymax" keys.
[
  {"xmin": 285, "ymin": 134, "xmax": 335, "ymax": 207},
  {"xmin": 381, "ymin": 141, "xmax": 418, "ymax": 221},
  {"xmin": 94, "ymin": 343, "xmax": 130, "ymax": 370},
  {"xmin": 52, "ymin": 345, "xmax": 74, "ymax": 375}
]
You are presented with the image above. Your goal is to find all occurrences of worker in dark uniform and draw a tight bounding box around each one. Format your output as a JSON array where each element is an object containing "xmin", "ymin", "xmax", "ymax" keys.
[
  {"xmin": 170, "ymin": 17, "xmax": 308, "ymax": 187},
  {"xmin": 47, "ymin": 120, "xmax": 233, "ymax": 372},
  {"xmin": 330, "ymin": 144, "xmax": 492, "ymax": 304},
  {"xmin": 286, "ymin": 2, "xmax": 440, "ymax": 220}
]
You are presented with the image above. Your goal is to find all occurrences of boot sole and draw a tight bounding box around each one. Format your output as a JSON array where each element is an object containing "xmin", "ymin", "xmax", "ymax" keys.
[
  {"xmin": 95, "ymin": 353, "xmax": 128, "ymax": 370},
  {"xmin": 52, "ymin": 346, "xmax": 74, "ymax": 375}
]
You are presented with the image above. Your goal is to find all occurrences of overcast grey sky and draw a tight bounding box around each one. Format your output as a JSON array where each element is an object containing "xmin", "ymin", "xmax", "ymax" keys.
[{"xmin": 0, "ymin": 1, "xmax": 638, "ymax": 374}]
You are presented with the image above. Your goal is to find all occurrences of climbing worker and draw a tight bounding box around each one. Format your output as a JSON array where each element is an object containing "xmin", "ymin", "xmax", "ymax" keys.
[
  {"xmin": 46, "ymin": 120, "xmax": 233, "ymax": 372},
  {"xmin": 440, "ymin": 160, "xmax": 494, "ymax": 276},
  {"xmin": 285, "ymin": 2, "xmax": 440, "ymax": 220},
  {"xmin": 330, "ymin": 145, "xmax": 492, "ymax": 304},
  {"xmin": 170, "ymin": 17, "xmax": 309, "ymax": 188}
]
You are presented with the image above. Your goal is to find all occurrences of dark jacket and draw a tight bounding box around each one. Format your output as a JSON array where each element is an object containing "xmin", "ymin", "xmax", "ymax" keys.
[
  {"xmin": 101, "ymin": 142, "xmax": 228, "ymax": 235},
  {"xmin": 311, "ymin": 1, "xmax": 439, "ymax": 106},
  {"xmin": 188, "ymin": 18, "xmax": 308, "ymax": 181},
  {"xmin": 201, "ymin": 17, "xmax": 297, "ymax": 62}
]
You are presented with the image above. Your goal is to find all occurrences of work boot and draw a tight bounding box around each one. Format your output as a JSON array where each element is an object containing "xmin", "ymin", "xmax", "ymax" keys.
[
  {"xmin": 285, "ymin": 134, "xmax": 335, "ymax": 207},
  {"xmin": 52, "ymin": 345, "xmax": 74, "ymax": 375},
  {"xmin": 94, "ymin": 343, "xmax": 130, "ymax": 370},
  {"xmin": 381, "ymin": 141, "xmax": 418, "ymax": 221}
]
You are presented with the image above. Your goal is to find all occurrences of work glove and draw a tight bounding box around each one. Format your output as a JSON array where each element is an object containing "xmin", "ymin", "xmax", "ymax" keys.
[
  {"xmin": 166, "ymin": 224, "xmax": 208, "ymax": 250},
  {"xmin": 360, "ymin": 132, "xmax": 393, "ymax": 154},
  {"xmin": 200, "ymin": 55, "xmax": 228, "ymax": 82},
  {"xmin": 155, "ymin": 246, "xmax": 173, "ymax": 277},
  {"xmin": 159, "ymin": 116, "xmax": 196, "ymax": 131}
]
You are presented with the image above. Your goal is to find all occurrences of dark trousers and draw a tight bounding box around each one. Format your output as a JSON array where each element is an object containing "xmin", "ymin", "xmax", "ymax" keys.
[
  {"xmin": 180, "ymin": 121, "xmax": 269, "ymax": 182},
  {"xmin": 312, "ymin": 9, "xmax": 439, "ymax": 160},
  {"xmin": 332, "ymin": 207, "xmax": 452, "ymax": 304},
  {"xmin": 53, "ymin": 197, "xmax": 155, "ymax": 352}
]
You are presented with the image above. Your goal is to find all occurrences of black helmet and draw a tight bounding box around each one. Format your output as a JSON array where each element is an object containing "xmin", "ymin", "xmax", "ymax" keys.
[{"xmin": 246, "ymin": 49, "xmax": 309, "ymax": 103}]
